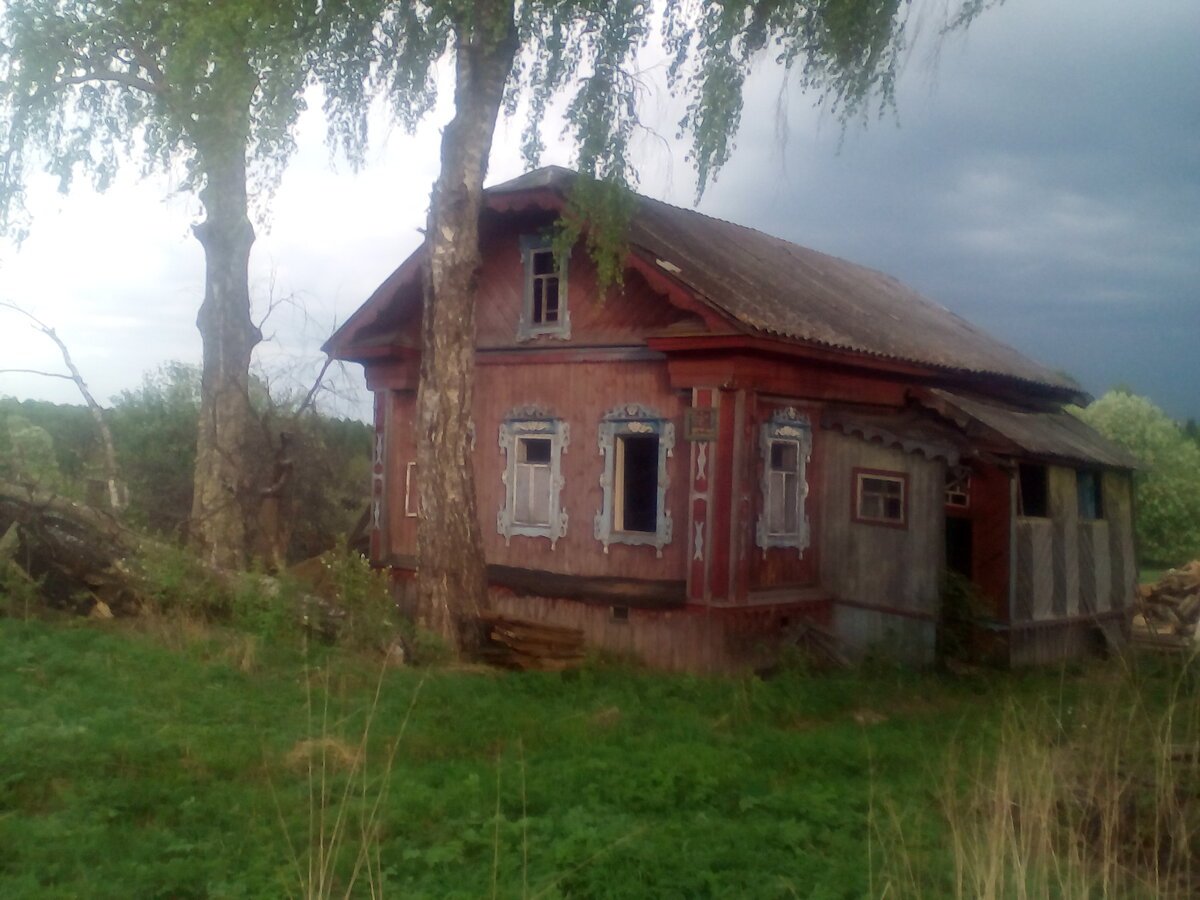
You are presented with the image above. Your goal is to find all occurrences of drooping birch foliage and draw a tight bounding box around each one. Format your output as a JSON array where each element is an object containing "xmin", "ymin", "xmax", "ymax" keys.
[{"xmin": 0, "ymin": 0, "xmax": 375, "ymax": 567}]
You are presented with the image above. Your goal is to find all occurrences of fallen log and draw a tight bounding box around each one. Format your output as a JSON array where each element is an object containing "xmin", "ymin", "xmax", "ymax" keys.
[{"xmin": 0, "ymin": 480, "xmax": 347, "ymax": 637}]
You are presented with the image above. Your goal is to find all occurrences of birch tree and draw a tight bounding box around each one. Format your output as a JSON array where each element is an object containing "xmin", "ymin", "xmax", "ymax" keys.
[
  {"xmin": 0, "ymin": 0, "xmax": 374, "ymax": 567},
  {"xmin": 376, "ymin": 0, "xmax": 998, "ymax": 650}
]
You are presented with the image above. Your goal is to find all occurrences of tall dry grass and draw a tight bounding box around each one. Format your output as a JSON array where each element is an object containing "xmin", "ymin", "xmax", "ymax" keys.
[{"xmin": 880, "ymin": 653, "xmax": 1199, "ymax": 898}]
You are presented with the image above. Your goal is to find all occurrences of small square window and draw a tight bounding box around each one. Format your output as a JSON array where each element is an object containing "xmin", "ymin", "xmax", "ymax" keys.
[{"xmin": 853, "ymin": 469, "xmax": 908, "ymax": 527}]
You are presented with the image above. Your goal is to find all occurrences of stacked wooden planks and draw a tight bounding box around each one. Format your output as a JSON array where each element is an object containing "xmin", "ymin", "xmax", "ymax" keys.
[
  {"xmin": 478, "ymin": 612, "xmax": 586, "ymax": 671},
  {"xmin": 1132, "ymin": 561, "xmax": 1200, "ymax": 651}
]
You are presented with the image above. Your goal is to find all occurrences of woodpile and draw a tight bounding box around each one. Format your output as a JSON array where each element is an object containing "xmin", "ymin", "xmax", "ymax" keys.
[
  {"xmin": 1132, "ymin": 561, "xmax": 1200, "ymax": 651},
  {"xmin": 477, "ymin": 612, "xmax": 586, "ymax": 671}
]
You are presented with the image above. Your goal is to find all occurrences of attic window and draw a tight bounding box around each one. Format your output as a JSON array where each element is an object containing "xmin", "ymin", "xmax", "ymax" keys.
[
  {"xmin": 518, "ymin": 236, "xmax": 570, "ymax": 341},
  {"xmin": 497, "ymin": 409, "xmax": 568, "ymax": 547},
  {"xmin": 756, "ymin": 408, "xmax": 812, "ymax": 555},
  {"xmin": 853, "ymin": 469, "xmax": 907, "ymax": 527},
  {"xmin": 594, "ymin": 404, "xmax": 674, "ymax": 556}
]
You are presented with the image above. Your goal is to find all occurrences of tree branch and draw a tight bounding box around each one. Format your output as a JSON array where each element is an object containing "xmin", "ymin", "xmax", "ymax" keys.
[
  {"xmin": 0, "ymin": 302, "xmax": 128, "ymax": 511},
  {"xmin": 0, "ymin": 368, "xmax": 76, "ymax": 380},
  {"xmin": 55, "ymin": 68, "xmax": 160, "ymax": 95}
]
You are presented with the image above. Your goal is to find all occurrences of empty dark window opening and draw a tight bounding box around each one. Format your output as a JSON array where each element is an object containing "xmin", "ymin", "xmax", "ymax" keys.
[
  {"xmin": 1077, "ymin": 470, "xmax": 1104, "ymax": 520},
  {"xmin": 945, "ymin": 517, "xmax": 974, "ymax": 579},
  {"xmin": 611, "ymin": 605, "xmax": 630, "ymax": 622},
  {"xmin": 530, "ymin": 249, "xmax": 560, "ymax": 325},
  {"xmin": 1019, "ymin": 464, "xmax": 1049, "ymax": 518},
  {"xmin": 617, "ymin": 434, "xmax": 659, "ymax": 533}
]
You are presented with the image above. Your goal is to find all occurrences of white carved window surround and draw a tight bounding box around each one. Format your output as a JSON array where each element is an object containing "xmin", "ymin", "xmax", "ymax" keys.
[
  {"xmin": 756, "ymin": 407, "xmax": 813, "ymax": 555},
  {"xmin": 594, "ymin": 404, "xmax": 675, "ymax": 556},
  {"xmin": 517, "ymin": 235, "xmax": 570, "ymax": 341},
  {"xmin": 497, "ymin": 406, "xmax": 569, "ymax": 547}
]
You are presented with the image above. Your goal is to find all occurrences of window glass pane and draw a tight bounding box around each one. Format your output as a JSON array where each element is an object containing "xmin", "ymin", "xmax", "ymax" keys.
[
  {"xmin": 532, "ymin": 249, "xmax": 556, "ymax": 275},
  {"xmin": 515, "ymin": 460, "xmax": 551, "ymax": 525},
  {"xmin": 532, "ymin": 279, "xmax": 544, "ymax": 323},
  {"xmin": 858, "ymin": 474, "xmax": 904, "ymax": 523},
  {"xmin": 541, "ymin": 280, "xmax": 559, "ymax": 322},
  {"xmin": 767, "ymin": 469, "xmax": 799, "ymax": 534}
]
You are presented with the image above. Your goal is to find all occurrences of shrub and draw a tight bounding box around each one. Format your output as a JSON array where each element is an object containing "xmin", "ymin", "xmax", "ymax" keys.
[{"xmin": 1074, "ymin": 391, "xmax": 1200, "ymax": 566}]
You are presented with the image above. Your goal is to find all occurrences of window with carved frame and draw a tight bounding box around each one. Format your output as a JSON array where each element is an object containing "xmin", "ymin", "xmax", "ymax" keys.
[
  {"xmin": 756, "ymin": 408, "xmax": 813, "ymax": 554},
  {"xmin": 497, "ymin": 407, "xmax": 568, "ymax": 547},
  {"xmin": 594, "ymin": 404, "xmax": 674, "ymax": 556}
]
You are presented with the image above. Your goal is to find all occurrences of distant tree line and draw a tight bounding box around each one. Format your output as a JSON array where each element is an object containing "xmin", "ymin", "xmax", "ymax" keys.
[
  {"xmin": 1074, "ymin": 389, "xmax": 1200, "ymax": 568},
  {"xmin": 0, "ymin": 363, "xmax": 370, "ymax": 565}
]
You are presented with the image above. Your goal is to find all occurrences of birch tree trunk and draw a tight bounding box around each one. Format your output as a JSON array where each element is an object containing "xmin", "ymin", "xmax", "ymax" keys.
[
  {"xmin": 189, "ymin": 134, "xmax": 263, "ymax": 570},
  {"xmin": 415, "ymin": 0, "xmax": 518, "ymax": 651}
]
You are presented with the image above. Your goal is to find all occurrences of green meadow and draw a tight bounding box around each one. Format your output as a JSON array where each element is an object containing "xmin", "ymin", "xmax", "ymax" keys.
[{"xmin": 1, "ymin": 617, "xmax": 1195, "ymax": 899}]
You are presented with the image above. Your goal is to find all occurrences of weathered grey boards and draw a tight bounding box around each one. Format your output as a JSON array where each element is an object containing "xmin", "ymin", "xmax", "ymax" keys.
[{"xmin": 1012, "ymin": 466, "xmax": 1136, "ymax": 664}]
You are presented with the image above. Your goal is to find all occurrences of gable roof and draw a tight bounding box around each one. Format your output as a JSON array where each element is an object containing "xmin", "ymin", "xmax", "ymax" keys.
[{"xmin": 328, "ymin": 166, "xmax": 1084, "ymax": 403}]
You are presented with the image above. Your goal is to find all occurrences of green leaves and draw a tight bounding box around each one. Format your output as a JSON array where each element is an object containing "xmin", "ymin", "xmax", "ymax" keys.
[
  {"xmin": 0, "ymin": 0, "xmax": 379, "ymax": 233},
  {"xmin": 1074, "ymin": 390, "xmax": 1200, "ymax": 566}
]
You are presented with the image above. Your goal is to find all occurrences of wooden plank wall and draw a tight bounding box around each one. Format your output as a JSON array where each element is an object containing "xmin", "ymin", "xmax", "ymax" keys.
[
  {"xmin": 1103, "ymin": 471, "xmax": 1137, "ymax": 612},
  {"xmin": 817, "ymin": 430, "xmax": 944, "ymax": 660},
  {"xmin": 488, "ymin": 590, "xmax": 828, "ymax": 673},
  {"xmin": 1011, "ymin": 465, "xmax": 1138, "ymax": 664},
  {"xmin": 969, "ymin": 464, "xmax": 1013, "ymax": 621}
]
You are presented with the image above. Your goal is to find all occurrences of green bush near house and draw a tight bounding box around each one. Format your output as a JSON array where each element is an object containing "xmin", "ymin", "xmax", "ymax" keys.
[{"xmin": 1073, "ymin": 390, "xmax": 1200, "ymax": 567}]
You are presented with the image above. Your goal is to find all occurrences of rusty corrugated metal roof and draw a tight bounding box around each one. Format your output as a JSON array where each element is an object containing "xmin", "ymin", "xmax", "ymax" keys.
[{"xmin": 489, "ymin": 167, "xmax": 1082, "ymax": 398}]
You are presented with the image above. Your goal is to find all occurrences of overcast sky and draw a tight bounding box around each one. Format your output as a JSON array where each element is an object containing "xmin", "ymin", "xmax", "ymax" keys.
[{"xmin": 1, "ymin": 0, "xmax": 1197, "ymax": 422}]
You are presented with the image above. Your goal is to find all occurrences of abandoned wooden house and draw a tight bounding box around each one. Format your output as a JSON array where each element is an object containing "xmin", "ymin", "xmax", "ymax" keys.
[{"xmin": 325, "ymin": 166, "xmax": 1139, "ymax": 670}]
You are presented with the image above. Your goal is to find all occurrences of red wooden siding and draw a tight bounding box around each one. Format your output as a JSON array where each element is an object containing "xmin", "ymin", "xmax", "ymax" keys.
[
  {"xmin": 966, "ymin": 463, "xmax": 1013, "ymax": 622},
  {"xmin": 380, "ymin": 358, "xmax": 690, "ymax": 581}
]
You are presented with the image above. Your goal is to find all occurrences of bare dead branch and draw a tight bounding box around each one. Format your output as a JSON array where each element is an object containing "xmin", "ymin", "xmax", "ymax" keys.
[
  {"xmin": 0, "ymin": 368, "xmax": 77, "ymax": 380},
  {"xmin": 294, "ymin": 356, "xmax": 335, "ymax": 419},
  {"xmin": 0, "ymin": 301, "xmax": 128, "ymax": 511}
]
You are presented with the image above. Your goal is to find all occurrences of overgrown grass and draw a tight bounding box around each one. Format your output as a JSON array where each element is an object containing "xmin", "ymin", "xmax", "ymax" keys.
[{"xmin": 1, "ymin": 613, "xmax": 1193, "ymax": 898}]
